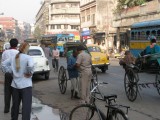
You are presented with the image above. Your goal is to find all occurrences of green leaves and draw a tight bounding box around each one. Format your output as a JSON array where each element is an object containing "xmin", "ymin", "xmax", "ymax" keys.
[{"xmin": 115, "ymin": 0, "xmax": 149, "ymax": 13}]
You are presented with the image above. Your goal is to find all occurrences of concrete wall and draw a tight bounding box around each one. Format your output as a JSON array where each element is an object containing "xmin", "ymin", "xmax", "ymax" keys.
[{"xmin": 113, "ymin": 0, "xmax": 160, "ymax": 28}]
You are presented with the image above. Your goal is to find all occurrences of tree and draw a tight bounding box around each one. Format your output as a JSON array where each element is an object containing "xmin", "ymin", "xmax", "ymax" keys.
[
  {"xmin": 115, "ymin": 0, "xmax": 151, "ymax": 13},
  {"xmin": 33, "ymin": 26, "xmax": 42, "ymax": 40}
]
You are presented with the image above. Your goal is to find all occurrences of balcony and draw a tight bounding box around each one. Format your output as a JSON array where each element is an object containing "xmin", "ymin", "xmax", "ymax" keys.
[
  {"xmin": 50, "ymin": 19, "xmax": 80, "ymax": 25},
  {"xmin": 50, "ymin": 8, "xmax": 80, "ymax": 14},
  {"xmin": 50, "ymin": 0, "xmax": 80, "ymax": 3}
]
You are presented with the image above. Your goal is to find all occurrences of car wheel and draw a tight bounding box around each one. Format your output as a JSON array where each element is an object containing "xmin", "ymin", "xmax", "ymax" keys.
[{"xmin": 45, "ymin": 72, "xmax": 50, "ymax": 80}]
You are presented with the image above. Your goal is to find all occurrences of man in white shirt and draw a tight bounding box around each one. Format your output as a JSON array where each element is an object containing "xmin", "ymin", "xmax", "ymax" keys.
[
  {"xmin": 52, "ymin": 45, "xmax": 60, "ymax": 72},
  {"xmin": 1, "ymin": 38, "xmax": 19, "ymax": 113},
  {"xmin": 1, "ymin": 42, "xmax": 34, "ymax": 120}
]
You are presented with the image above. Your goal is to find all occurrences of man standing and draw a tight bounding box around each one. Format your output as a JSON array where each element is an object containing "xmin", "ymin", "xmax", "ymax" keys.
[
  {"xmin": 44, "ymin": 44, "xmax": 51, "ymax": 59},
  {"xmin": 75, "ymin": 46, "xmax": 92, "ymax": 103},
  {"xmin": 1, "ymin": 42, "xmax": 34, "ymax": 120},
  {"xmin": 52, "ymin": 45, "xmax": 60, "ymax": 72},
  {"xmin": 1, "ymin": 38, "xmax": 19, "ymax": 113},
  {"xmin": 67, "ymin": 50, "xmax": 80, "ymax": 99}
]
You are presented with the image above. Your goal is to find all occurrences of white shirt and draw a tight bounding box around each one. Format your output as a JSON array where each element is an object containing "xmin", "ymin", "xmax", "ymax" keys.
[
  {"xmin": 52, "ymin": 49, "xmax": 60, "ymax": 59},
  {"xmin": 1, "ymin": 54, "xmax": 34, "ymax": 89},
  {"xmin": 1, "ymin": 49, "xmax": 19, "ymax": 62}
]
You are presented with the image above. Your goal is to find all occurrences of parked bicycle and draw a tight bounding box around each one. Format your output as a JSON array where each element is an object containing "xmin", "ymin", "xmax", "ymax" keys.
[{"xmin": 69, "ymin": 79, "xmax": 130, "ymax": 120}]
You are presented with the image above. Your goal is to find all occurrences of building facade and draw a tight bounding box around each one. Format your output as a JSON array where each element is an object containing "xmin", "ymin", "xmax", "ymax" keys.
[
  {"xmin": 35, "ymin": 0, "xmax": 50, "ymax": 36},
  {"xmin": 35, "ymin": 0, "xmax": 80, "ymax": 40},
  {"xmin": 80, "ymin": 0, "xmax": 117, "ymax": 52},
  {"xmin": 0, "ymin": 16, "xmax": 31, "ymax": 42}
]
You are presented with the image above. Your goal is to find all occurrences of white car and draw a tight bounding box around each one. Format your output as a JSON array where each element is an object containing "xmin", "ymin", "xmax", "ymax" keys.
[{"xmin": 28, "ymin": 46, "xmax": 50, "ymax": 80}]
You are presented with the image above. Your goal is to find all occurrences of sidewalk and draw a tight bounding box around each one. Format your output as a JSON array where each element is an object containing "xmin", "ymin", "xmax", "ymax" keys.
[
  {"xmin": 0, "ymin": 80, "xmax": 61, "ymax": 120},
  {"xmin": 0, "ymin": 81, "xmax": 11, "ymax": 120}
]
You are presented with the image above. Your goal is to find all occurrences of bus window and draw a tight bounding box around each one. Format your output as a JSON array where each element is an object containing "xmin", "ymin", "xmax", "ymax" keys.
[
  {"xmin": 138, "ymin": 32, "xmax": 140, "ymax": 40},
  {"xmin": 157, "ymin": 30, "xmax": 160, "ymax": 40},
  {"xmin": 140, "ymin": 31, "xmax": 145, "ymax": 40},
  {"xmin": 151, "ymin": 30, "xmax": 156, "ymax": 35},
  {"xmin": 146, "ymin": 31, "xmax": 150, "ymax": 40},
  {"xmin": 135, "ymin": 32, "xmax": 137, "ymax": 40},
  {"xmin": 131, "ymin": 32, "xmax": 134, "ymax": 40}
]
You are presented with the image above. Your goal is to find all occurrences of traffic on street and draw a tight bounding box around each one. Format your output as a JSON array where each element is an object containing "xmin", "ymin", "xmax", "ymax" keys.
[{"xmin": 1, "ymin": 0, "xmax": 160, "ymax": 120}]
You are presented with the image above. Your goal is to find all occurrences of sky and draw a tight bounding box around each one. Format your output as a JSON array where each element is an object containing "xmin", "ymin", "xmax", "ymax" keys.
[{"xmin": 0, "ymin": 0, "xmax": 43, "ymax": 24}]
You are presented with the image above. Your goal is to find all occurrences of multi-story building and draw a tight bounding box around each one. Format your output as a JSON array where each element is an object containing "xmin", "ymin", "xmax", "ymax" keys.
[
  {"xmin": 80, "ymin": 0, "xmax": 117, "ymax": 51},
  {"xmin": 0, "ymin": 17, "xmax": 17, "ymax": 41},
  {"xmin": 35, "ymin": 0, "xmax": 80, "ymax": 40},
  {"xmin": 0, "ymin": 16, "xmax": 32, "ymax": 42},
  {"xmin": 35, "ymin": 0, "xmax": 50, "ymax": 36}
]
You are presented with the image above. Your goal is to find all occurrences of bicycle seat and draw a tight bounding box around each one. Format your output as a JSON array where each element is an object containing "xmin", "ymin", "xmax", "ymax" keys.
[{"xmin": 104, "ymin": 94, "xmax": 117, "ymax": 101}]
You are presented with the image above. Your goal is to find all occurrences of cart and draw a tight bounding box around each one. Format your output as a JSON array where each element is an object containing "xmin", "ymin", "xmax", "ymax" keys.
[
  {"xmin": 123, "ymin": 53, "xmax": 160, "ymax": 101},
  {"xmin": 58, "ymin": 42, "xmax": 97, "ymax": 94}
]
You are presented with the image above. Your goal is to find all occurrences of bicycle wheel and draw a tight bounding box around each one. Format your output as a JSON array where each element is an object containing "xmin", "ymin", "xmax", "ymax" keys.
[
  {"xmin": 109, "ymin": 109, "xmax": 128, "ymax": 120},
  {"xmin": 69, "ymin": 104, "xmax": 105, "ymax": 120},
  {"xmin": 90, "ymin": 66, "xmax": 98, "ymax": 91},
  {"xmin": 58, "ymin": 66, "xmax": 67, "ymax": 94},
  {"xmin": 155, "ymin": 72, "xmax": 160, "ymax": 95},
  {"xmin": 124, "ymin": 68, "xmax": 138, "ymax": 102}
]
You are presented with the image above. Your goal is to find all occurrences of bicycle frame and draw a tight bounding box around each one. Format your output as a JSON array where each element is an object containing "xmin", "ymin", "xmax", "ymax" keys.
[{"xmin": 89, "ymin": 82, "xmax": 130, "ymax": 120}]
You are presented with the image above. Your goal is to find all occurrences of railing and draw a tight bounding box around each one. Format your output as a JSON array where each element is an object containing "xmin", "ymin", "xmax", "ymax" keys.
[
  {"xmin": 50, "ymin": 8, "xmax": 80, "ymax": 14},
  {"xmin": 50, "ymin": 0, "xmax": 80, "ymax": 3}
]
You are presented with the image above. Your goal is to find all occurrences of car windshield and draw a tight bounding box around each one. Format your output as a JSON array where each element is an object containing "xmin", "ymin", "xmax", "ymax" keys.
[
  {"xmin": 28, "ymin": 49, "xmax": 42, "ymax": 56},
  {"xmin": 88, "ymin": 46, "xmax": 101, "ymax": 52}
]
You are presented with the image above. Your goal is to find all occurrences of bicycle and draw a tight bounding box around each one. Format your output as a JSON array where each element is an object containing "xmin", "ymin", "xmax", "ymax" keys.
[{"xmin": 69, "ymin": 80, "xmax": 130, "ymax": 120}]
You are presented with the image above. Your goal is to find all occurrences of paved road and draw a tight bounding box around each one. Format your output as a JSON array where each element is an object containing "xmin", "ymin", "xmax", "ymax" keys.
[
  {"xmin": 31, "ymin": 57, "xmax": 160, "ymax": 120},
  {"xmin": 1, "ymin": 56, "xmax": 159, "ymax": 120}
]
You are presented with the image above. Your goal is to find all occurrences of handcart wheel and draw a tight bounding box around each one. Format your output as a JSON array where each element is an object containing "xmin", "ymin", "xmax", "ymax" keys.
[
  {"xmin": 58, "ymin": 66, "xmax": 67, "ymax": 94},
  {"xmin": 124, "ymin": 68, "xmax": 138, "ymax": 102},
  {"xmin": 155, "ymin": 72, "xmax": 160, "ymax": 95}
]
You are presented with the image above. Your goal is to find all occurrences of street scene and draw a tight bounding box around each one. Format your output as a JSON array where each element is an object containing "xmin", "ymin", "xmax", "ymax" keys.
[{"xmin": 0, "ymin": 0, "xmax": 160, "ymax": 120}]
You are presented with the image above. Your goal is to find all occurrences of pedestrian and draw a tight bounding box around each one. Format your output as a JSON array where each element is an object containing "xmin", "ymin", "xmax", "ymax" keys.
[
  {"xmin": 44, "ymin": 44, "xmax": 51, "ymax": 59},
  {"xmin": 119, "ymin": 50, "xmax": 136, "ymax": 70},
  {"xmin": 1, "ymin": 42, "xmax": 34, "ymax": 120},
  {"xmin": 75, "ymin": 46, "xmax": 92, "ymax": 104},
  {"xmin": 52, "ymin": 45, "xmax": 60, "ymax": 72},
  {"xmin": 1, "ymin": 38, "xmax": 19, "ymax": 113},
  {"xmin": 67, "ymin": 50, "xmax": 80, "ymax": 99}
]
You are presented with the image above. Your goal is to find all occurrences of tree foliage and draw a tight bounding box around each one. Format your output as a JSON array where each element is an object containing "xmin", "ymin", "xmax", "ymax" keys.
[
  {"xmin": 116, "ymin": 0, "xmax": 152, "ymax": 13},
  {"xmin": 33, "ymin": 26, "xmax": 42, "ymax": 40}
]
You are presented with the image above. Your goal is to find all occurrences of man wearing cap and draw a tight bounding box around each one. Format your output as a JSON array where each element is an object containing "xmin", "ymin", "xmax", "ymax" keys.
[
  {"xmin": 75, "ymin": 46, "xmax": 92, "ymax": 103},
  {"xmin": 1, "ymin": 42, "xmax": 34, "ymax": 120},
  {"xmin": 1, "ymin": 38, "xmax": 19, "ymax": 113}
]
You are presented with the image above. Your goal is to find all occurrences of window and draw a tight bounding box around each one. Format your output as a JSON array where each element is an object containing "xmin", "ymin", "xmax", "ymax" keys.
[
  {"xmin": 131, "ymin": 32, "xmax": 134, "ymax": 40},
  {"xmin": 87, "ymin": 15, "xmax": 90, "ymax": 21},
  {"xmin": 28, "ymin": 49, "xmax": 42, "ymax": 56},
  {"xmin": 140, "ymin": 31, "xmax": 145, "ymax": 40},
  {"xmin": 88, "ymin": 46, "xmax": 101, "ymax": 52},
  {"xmin": 91, "ymin": 14, "xmax": 95, "ymax": 25},
  {"xmin": 57, "ymin": 25, "xmax": 61, "ymax": 29},
  {"xmin": 157, "ymin": 30, "xmax": 160, "ymax": 40},
  {"xmin": 82, "ymin": 16, "xmax": 85, "ymax": 22},
  {"xmin": 64, "ymin": 25, "xmax": 68, "ymax": 29},
  {"xmin": 71, "ymin": 25, "xmax": 78, "ymax": 29},
  {"xmin": 51, "ymin": 25, "xmax": 55, "ymax": 29}
]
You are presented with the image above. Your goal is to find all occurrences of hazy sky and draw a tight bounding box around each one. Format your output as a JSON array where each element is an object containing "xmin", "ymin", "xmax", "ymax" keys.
[{"xmin": 0, "ymin": 0, "xmax": 42, "ymax": 24}]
